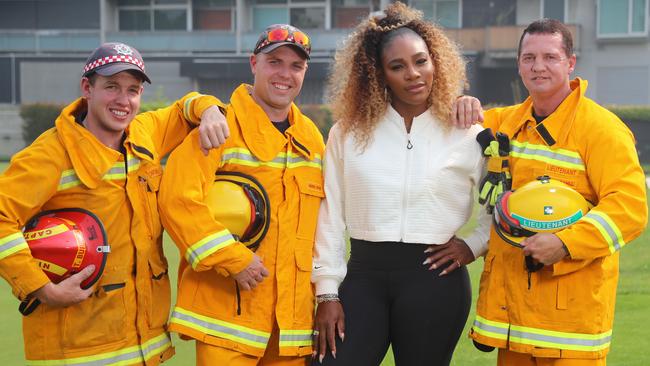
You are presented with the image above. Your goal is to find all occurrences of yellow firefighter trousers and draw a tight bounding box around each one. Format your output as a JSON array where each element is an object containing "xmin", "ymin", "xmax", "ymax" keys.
[
  {"xmin": 498, "ymin": 349, "xmax": 607, "ymax": 366},
  {"xmin": 196, "ymin": 324, "xmax": 309, "ymax": 366}
]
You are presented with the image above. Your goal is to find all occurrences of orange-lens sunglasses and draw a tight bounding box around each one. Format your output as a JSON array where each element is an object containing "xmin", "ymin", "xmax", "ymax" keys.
[{"xmin": 267, "ymin": 27, "xmax": 311, "ymax": 49}]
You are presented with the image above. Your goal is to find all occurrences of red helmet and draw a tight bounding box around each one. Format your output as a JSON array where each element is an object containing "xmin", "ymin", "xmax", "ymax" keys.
[{"xmin": 23, "ymin": 208, "xmax": 109, "ymax": 289}]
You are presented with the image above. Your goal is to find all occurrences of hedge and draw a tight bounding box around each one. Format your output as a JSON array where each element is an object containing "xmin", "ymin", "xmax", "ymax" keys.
[
  {"xmin": 141, "ymin": 101, "xmax": 336, "ymax": 138},
  {"xmin": 606, "ymin": 106, "xmax": 650, "ymax": 124},
  {"xmin": 18, "ymin": 102, "xmax": 649, "ymax": 148},
  {"xmin": 18, "ymin": 99, "xmax": 174, "ymax": 146},
  {"xmin": 299, "ymin": 104, "xmax": 334, "ymax": 140},
  {"xmin": 20, "ymin": 103, "xmax": 64, "ymax": 145}
]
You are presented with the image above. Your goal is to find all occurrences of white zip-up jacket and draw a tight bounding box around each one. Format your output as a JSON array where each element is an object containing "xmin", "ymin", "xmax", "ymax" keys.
[{"xmin": 312, "ymin": 106, "xmax": 490, "ymax": 295}]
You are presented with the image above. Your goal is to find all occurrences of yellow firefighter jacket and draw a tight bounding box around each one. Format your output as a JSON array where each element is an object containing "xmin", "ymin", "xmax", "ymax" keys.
[
  {"xmin": 159, "ymin": 84, "xmax": 325, "ymax": 358},
  {"xmin": 0, "ymin": 92, "xmax": 220, "ymax": 365},
  {"xmin": 470, "ymin": 79, "xmax": 648, "ymax": 359}
]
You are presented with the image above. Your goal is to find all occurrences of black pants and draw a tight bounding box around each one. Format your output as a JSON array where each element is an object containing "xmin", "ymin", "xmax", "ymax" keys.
[{"xmin": 318, "ymin": 239, "xmax": 471, "ymax": 366}]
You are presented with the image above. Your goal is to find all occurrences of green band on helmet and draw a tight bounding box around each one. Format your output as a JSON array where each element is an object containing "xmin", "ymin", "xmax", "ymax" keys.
[{"xmin": 512, "ymin": 210, "xmax": 585, "ymax": 231}]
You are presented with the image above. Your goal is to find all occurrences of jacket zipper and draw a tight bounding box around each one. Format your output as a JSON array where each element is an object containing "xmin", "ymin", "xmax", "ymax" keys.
[{"xmin": 400, "ymin": 133, "xmax": 412, "ymax": 241}]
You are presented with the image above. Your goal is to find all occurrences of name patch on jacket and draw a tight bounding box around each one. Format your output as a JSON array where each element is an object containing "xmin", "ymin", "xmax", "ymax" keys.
[{"xmin": 546, "ymin": 164, "xmax": 578, "ymax": 176}]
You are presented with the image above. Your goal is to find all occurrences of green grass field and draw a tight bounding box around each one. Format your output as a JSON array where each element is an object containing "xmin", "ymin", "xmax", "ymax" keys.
[{"xmin": 0, "ymin": 161, "xmax": 648, "ymax": 365}]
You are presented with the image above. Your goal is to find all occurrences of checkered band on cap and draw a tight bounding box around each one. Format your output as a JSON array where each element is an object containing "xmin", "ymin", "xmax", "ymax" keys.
[
  {"xmin": 83, "ymin": 54, "xmax": 145, "ymax": 74},
  {"xmin": 82, "ymin": 42, "xmax": 151, "ymax": 83}
]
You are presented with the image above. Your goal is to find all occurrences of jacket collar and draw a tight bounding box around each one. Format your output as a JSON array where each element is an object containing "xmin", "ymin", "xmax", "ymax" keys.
[
  {"xmin": 500, "ymin": 78, "xmax": 587, "ymax": 146},
  {"xmin": 384, "ymin": 104, "xmax": 444, "ymax": 133},
  {"xmin": 123, "ymin": 119, "xmax": 158, "ymax": 162},
  {"xmin": 229, "ymin": 84, "xmax": 320, "ymax": 161},
  {"xmin": 55, "ymin": 98, "xmax": 152, "ymax": 189}
]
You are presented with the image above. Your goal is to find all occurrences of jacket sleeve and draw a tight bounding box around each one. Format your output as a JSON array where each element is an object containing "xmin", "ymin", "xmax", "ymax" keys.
[
  {"xmin": 158, "ymin": 127, "xmax": 253, "ymax": 276},
  {"xmin": 481, "ymin": 107, "xmax": 505, "ymax": 132},
  {"xmin": 311, "ymin": 123, "xmax": 348, "ymax": 296},
  {"xmin": 458, "ymin": 129, "xmax": 490, "ymax": 259},
  {"xmin": 460, "ymin": 109, "xmax": 507, "ymax": 258},
  {"xmin": 134, "ymin": 92, "xmax": 225, "ymax": 158},
  {"xmin": 0, "ymin": 138, "xmax": 61, "ymax": 300},
  {"xmin": 556, "ymin": 114, "xmax": 648, "ymax": 260}
]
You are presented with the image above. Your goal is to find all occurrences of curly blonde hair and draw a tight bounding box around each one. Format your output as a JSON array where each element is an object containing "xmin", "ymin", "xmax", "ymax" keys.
[{"xmin": 327, "ymin": 2, "xmax": 467, "ymax": 149}]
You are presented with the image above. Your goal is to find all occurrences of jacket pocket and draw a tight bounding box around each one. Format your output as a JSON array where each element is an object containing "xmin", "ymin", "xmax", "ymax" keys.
[
  {"xmin": 556, "ymin": 278, "xmax": 568, "ymax": 310},
  {"xmin": 294, "ymin": 245, "xmax": 315, "ymax": 325},
  {"xmin": 482, "ymin": 251, "xmax": 495, "ymax": 273},
  {"xmin": 62, "ymin": 272, "xmax": 128, "ymax": 349},
  {"xmin": 191, "ymin": 269, "xmax": 253, "ymax": 323},
  {"xmin": 476, "ymin": 252, "xmax": 506, "ymax": 315},
  {"xmin": 138, "ymin": 164, "xmax": 163, "ymax": 240},
  {"xmin": 148, "ymin": 255, "xmax": 171, "ymax": 329},
  {"xmin": 477, "ymin": 253, "xmax": 495, "ymax": 302},
  {"xmin": 294, "ymin": 175, "xmax": 325, "ymax": 241}
]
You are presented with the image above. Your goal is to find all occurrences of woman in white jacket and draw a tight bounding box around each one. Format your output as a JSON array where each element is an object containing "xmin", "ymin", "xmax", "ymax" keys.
[{"xmin": 311, "ymin": 3, "xmax": 490, "ymax": 366}]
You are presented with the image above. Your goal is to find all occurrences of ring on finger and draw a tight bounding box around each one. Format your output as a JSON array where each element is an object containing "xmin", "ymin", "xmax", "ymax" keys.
[{"xmin": 313, "ymin": 330, "xmax": 320, "ymax": 336}]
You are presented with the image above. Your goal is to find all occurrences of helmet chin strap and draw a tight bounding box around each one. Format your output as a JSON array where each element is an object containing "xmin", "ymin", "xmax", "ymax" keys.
[
  {"xmin": 492, "ymin": 207, "xmax": 545, "ymax": 289},
  {"xmin": 492, "ymin": 212, "xmax": 525, "ymax": 249},
  {"xmin": 19, "ymin": 297, "xmax": 41, "ymax": 316},
  {"xmin": 524, "ymin": 255, "xmax": 544, "ymax": 289}
]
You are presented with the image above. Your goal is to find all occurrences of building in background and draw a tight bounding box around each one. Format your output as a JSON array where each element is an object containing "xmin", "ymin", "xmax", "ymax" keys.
[{"xmin": 0, "ymin": 0, "xmax": 648, "ymax": 107}]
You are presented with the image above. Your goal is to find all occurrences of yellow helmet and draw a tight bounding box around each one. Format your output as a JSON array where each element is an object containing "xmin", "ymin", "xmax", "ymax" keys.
[
  {"xmin": 494, "ymin": 175, "xmax": 591, "ymax": 248},
  {"xmin": 205, "ymin": 172, "xmax": 270, "ymax": 251}
]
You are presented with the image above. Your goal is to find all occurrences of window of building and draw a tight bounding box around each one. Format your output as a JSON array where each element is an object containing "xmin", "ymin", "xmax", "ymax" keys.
[
  {"xmin": 542, "ymin": 0, "xmax": 565, "ymax": 22},
  {"xmin": 410, "ymin": 0, "xmax": 461, "ymax": 28},
  {"xmin": 192, "ymin": 0, "xmax": 235, "ymax": 30},
  {"xmin": 119, "ymin": 9, "xmax": 152, "ymax": 30},
  {"xmin": 0, "ymin": 0, "xmax": 100, "ymax": 30},
  {"xmin": 251, "ymin": 0, "xmax": 327, "ymax": 31},
  {"xmin": 598, "ymin": 0, "xmax": 648, "ymax": 37},
  {"xmin": 252, "ymin": 7, "xmax": 288, "ymax": 31},
  {"xmin": 118, "ymin": 0, "xmax": 190, "ymax": 31},
  {"xmin": 331, "ymin": 0, "xmax": 372, "ymax": 28},
  {"xmin": 462, "ymin": 0, "xmax": 515, "ymax": 28},
  {"xmin": 291, "ymin": 7, "xmax": 326, "ymax": 28}
]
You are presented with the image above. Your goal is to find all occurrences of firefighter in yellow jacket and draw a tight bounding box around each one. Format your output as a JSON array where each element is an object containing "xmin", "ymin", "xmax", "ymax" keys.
[
  {"xmin": 467, "ymin": 20, "xmax": 648, "ymax": 365},
  {"xmin": 158, "ymin": 24, "xmax": 324, "ymax": 365},
  {"xmin": 0, "ymin": 42, "xmax": 228, "ymax": 365}
]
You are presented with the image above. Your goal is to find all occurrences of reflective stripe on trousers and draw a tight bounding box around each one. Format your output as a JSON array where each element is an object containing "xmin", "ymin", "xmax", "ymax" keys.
[
  {"xmin": 473, "ymin": 316, "xmax": 611, "ymax": 352},
  {"xmin": 25, "ymin": 333, "xmax": 172, "ymax": 366}
]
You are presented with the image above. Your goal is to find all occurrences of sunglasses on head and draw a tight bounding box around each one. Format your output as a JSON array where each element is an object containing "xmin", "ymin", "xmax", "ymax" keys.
[{"xmin": 258, "ymin": 27, "xmax": 311, "ymax": 53}]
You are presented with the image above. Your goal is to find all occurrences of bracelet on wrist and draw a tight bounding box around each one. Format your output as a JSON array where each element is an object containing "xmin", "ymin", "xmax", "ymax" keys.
[{"xmin": 316, "ymin": 293, "xmax": 340, "ymax": 304}]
